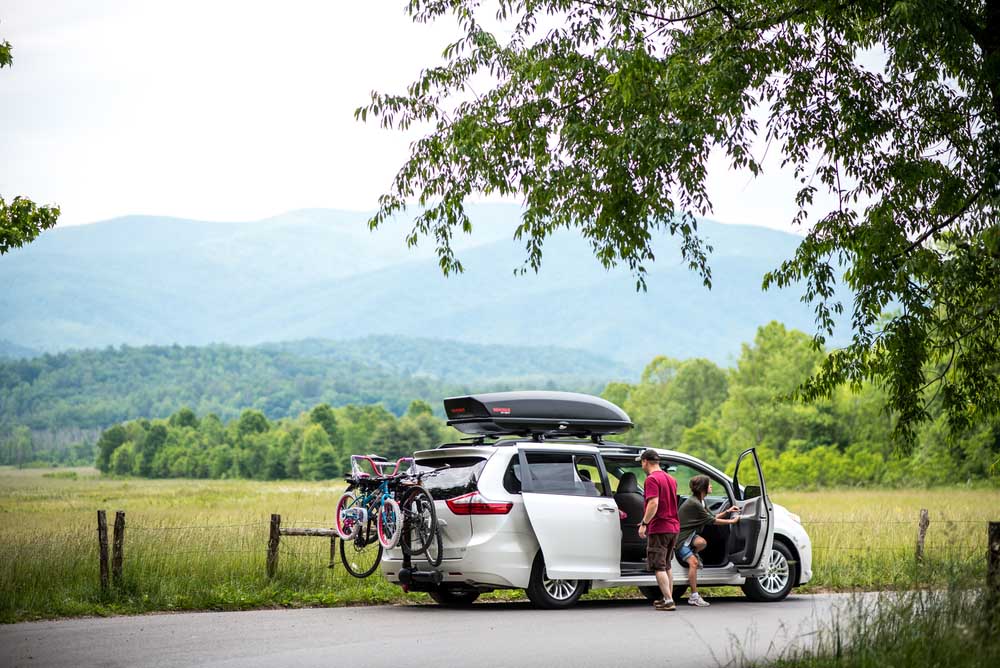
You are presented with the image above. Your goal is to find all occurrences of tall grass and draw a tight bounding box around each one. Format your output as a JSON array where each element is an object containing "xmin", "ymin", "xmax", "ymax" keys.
[
  {"xmin": 1, "ymin": 468, "xmax": 997, "ymax": 622},
  {"xmin": 743, "ymin": 573, "xmax": 1000, "ymax": 667},
  {"xmin": 779, "ymin": 489, "xmax": 994, "ymax": 591}
]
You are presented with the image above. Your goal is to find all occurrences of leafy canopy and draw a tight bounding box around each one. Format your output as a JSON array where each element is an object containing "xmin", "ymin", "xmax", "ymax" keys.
[
  {"xmin": 1, "ymin": 35, "xmax": 60, "ymax": 254},
  {"xmin": 360, "ymin": 0, "xmax": 1000, "ymax": 446}
]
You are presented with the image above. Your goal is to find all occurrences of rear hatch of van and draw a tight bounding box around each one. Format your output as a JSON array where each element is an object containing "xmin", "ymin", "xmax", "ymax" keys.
[{"xmin": 393, "ymin": 448, "xmax": 492, "ymax": 561}]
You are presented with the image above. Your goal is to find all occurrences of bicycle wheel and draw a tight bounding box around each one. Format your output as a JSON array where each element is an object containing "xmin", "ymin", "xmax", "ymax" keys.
[
  {"xmin": 377, "ymin": 497, "xmax": 403, "ymax": 549},
  {"xmin": 424, "ymin": 519, "xmax": 443, "ymax": 567},
  {"xmin": 335, "ymin": 491, "xmax": 363, "ymax": 540},
  {"xmin": 400, "ymin": 486, "xmax": 437, "ymax": 556},
  {"xmin": 339, "ymin": 520, "xmax": 383, "ymax": 578}
]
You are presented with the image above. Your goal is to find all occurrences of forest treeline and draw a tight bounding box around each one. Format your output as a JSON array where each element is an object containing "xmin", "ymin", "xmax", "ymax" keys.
[
  {"xmin": 4, "ymin": 322, "xmax": 999, "ymax": 486},
  {"xmin": 0, "ymin": 338, "xmax": 608, "ymax": 451},
  {"xmin": 91, "ymin": 401, "xmax": 451, "ymax": 480},
  {"xmin": 605, "ymin": 322, "xmax": 999, "ymax": 487}
]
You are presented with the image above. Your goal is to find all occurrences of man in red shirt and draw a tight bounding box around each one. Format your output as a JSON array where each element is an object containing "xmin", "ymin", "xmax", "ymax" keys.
[{"xmin": 637, "ymin": 449, "xmax": 680, "ymax": 611}]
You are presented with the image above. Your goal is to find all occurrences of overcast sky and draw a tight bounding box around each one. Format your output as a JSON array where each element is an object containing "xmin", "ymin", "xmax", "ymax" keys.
[{"xmin": 2, "ymin": 1, "xmax": 828, "ymax": 233}]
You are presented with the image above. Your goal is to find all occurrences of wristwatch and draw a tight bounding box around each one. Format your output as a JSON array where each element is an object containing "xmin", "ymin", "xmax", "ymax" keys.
[{"xmin": 640, "ymin": 521, "xmax": 649, "ymax": 527}]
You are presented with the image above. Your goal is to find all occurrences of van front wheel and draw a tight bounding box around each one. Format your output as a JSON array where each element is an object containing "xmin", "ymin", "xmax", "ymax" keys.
[{"xmin": 525, "ymin": 552, "xmax": 585, "ymax": 609}]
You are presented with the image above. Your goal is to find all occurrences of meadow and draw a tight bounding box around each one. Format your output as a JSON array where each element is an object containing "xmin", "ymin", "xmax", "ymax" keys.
[{"xmin": 1, "ymin": 467, "xmax": 997, "ymax": 623}]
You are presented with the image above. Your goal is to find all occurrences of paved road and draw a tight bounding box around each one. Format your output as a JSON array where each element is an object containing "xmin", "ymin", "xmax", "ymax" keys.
[{"xmin": 0, "ymin": 595, "xmax": 853, "ymax": 668}]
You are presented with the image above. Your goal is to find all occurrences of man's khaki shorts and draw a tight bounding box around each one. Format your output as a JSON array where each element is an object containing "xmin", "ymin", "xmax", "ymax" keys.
[{"xmin": 646, "ymin": 532, "xmax": 678, "ymax": 572}]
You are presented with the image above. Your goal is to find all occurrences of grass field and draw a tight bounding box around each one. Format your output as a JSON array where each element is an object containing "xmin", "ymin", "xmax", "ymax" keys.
[{"xmin": 1, "ymin": 467, "xmax": 997, "ymax": 623}]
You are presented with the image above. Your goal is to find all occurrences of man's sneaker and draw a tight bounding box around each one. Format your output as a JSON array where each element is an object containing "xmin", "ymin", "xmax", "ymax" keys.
[
  {"xmin": 688, "ymin": 592, "xmax": 710, "ymax": 607},
  {"xmin": 654, "ymin": 598, "xmax": 676, "ymax": 611}
]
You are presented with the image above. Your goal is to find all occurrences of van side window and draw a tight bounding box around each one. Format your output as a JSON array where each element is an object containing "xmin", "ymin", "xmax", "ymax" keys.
[
  {"xmin": 523, "ymin": 452, "xmax": 601, "ymax": 497},
  {"xmin": 503, "ymin": 460, "xmax": 522, "ymax": 494}
]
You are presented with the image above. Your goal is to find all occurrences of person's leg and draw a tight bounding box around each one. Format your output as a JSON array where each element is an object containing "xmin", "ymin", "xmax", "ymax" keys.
[
  {"xmin": 688, "ymin": 536, "xmax": 710, "ymax": 606},
  {"xmin": 692, "ymin": 535, "xmax": 707, "ymax": 568},
  {"xmin": 655, "ymin": 568, "xmax": 671, "ymax": 601},
  {"xmin": 648, "ymin": 534, "xmax": 675, "ymax": 609},
  {"xmin": 686, "ymin": 555, "xmax": 699, "ymax": 593}
]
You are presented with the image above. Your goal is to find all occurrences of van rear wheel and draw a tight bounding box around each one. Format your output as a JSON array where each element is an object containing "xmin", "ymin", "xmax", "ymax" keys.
[{"xmin": 525, "ymin": 552, "xmax": 585, "ymax": 609}]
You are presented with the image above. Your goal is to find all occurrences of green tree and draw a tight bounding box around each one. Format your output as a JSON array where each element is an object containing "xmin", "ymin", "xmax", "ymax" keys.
[
  {"xmin": 237, "ymin": 410, "xmax": 269, "ymax": 439},
  {"xmin": 299, "ymin": 424, "xmax": 339, "ymax": 480},
  {"xmin": 405, "ymin": 400, "xmax": 434, "ymax": 418},
  {"xmin": 95, "ymin": 424, "xmax": 127, "ymax": 473},
  {"xmin": 0, "ymin": 38, "xmax": 59, "ymax": 255},
  {"xmin": 6, "ymin": 426, "xmax": 33, "ymax": 468},
  {"xmin": 110, "ymin": 442, "xmax": 135, "ymax": 476},
  {"xmin": 362, "ymin": 0, "xmax": 1000, "ymax": 446},
  {"xmin": 720, "ymin": 322, "xmax": 829, "ymax": 458},
  {"xmin": 309, "ymin": 404, "xmax": 342, "ymax": 447}
]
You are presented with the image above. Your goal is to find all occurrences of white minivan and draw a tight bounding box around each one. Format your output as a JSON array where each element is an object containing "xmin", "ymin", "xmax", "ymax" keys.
[{"xmin": 380, "ymin": 391, "xmax": 813, "ymax": 609}]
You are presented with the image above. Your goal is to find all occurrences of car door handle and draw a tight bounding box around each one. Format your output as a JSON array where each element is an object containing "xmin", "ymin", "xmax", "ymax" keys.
[{"xmin": 597, "ymin": 504, "xmax": 617, "ymax": 513}]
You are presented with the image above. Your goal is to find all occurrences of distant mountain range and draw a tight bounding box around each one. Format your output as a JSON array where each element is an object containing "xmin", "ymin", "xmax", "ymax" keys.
[{"xmin": 0, "ymin": 204, "xmax": 846, "ymax": 365}]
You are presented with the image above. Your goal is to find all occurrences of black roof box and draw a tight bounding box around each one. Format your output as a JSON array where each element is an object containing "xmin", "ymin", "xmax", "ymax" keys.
[{"xmin": 444, "ymin": 391, "xmax": 633, "ymax": 437}]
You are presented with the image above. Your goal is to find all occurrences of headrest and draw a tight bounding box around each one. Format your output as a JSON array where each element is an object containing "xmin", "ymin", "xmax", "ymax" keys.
[{"xmin": 617, "ymin": 471, "xmax": 639, "ymax": 494}]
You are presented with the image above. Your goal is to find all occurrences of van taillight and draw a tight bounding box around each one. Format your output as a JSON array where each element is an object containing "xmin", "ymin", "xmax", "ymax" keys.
[{"xmin": 446, "ymin": 491, "xmax": 513, "ymax": 515}]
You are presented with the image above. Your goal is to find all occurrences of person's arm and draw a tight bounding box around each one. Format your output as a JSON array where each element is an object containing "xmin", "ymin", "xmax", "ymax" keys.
[
  {"xmin": 713, "ymin": 504, "xmax": 741, "ymax": 526},
  {"xmin": 638, "ymin": 497, "xmax": 658, "ymax": 537}
]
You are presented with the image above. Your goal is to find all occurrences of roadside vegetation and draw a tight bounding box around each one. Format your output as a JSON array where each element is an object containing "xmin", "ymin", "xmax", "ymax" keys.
[
  {"xmin": 1, "ymin": 467, "xmax": 996, "ymax": 623},
  {"xmin": 742, "ymin": 577, "xmax": 1000, "ymax": 668}
]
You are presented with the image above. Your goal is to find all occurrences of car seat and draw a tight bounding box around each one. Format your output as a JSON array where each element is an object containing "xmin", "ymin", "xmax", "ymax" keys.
[{"xmin": 614, "ymin": 472, "xmax": 647, "ymax": 561}]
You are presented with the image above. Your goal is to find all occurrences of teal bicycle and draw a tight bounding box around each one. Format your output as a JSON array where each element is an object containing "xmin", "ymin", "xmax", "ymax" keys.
[{"xmin": 335, "ymin": 455, "xmax": 412, "ymax": 578}]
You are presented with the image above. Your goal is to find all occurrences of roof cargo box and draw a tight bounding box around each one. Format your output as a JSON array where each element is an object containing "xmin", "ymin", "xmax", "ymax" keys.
[{"xmin": 444, "ymin": 391, "xmax": 632, "ymax": 437}]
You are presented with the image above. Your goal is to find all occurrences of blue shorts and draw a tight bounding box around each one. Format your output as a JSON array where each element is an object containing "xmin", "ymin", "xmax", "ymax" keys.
[{"xmin": 677, "ymin": 540, "xmax": 696, "ymax": 563}]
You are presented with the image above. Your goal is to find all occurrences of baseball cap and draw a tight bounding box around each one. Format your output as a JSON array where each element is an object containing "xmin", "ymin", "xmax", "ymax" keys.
[{"xmin": 636, "ymin": 449, "xmax": 660, "ymax": 463}]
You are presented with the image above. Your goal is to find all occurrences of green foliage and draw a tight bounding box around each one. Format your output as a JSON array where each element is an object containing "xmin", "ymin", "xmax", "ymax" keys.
[
  {"xmin": 606, "ymin": 321, "xmax": 1000, "ymax": 487},
  {"xmin": 92, "ymin": 402, "xmax": 450, "ymax": 481},
  {"xmin": 0, "ymin": 341, "xmax": 609, "ymax": 437},
  {"xmin": 749, "ymin": 585, "xmax": 1000, "ymax": 668},
  {"xmin": 1, "ymin": 38, "xmax": 61, "ymax": 256},
  {"xmin": 363, "ymin": 0, "xmax": 1000, "ymax": 448},
  {"xmin": 0, "ymin": 195, "xmax": 60, "ymax": 256}
]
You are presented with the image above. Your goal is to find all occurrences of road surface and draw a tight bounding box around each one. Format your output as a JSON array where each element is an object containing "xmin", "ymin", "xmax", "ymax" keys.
[{"xmin": 0, "ymin": 594, "xmax": 855, "ymax": 668}]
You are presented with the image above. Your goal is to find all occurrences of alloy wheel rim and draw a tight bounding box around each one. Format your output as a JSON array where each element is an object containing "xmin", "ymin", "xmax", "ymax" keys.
[
  {"xmin": 543, "ymin": 576, "xmax": 579, "ymax": 600},
  {"xmin": 759, "ymin": 549, "xmax": 789, "ymax": 594}
]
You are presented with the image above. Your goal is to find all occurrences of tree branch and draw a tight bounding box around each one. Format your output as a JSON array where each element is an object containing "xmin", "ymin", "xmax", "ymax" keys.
[{"xmin": 572, "ymin": 0, "xmax": 722, "ymax": 25}]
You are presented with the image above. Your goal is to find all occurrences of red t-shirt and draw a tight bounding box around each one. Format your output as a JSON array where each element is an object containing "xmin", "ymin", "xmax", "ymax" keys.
[{"xmin": 643, "ymin": 469, "xmax": 680, "ymax": 534}]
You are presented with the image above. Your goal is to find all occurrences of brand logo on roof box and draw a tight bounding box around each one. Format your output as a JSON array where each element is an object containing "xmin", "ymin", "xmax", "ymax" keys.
[{"xmin": 492, "ymin": 407, "xmax": 512, "ymax": 415}]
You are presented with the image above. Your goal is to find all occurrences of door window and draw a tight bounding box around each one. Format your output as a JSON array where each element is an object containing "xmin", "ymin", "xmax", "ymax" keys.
[
  {"xmin": 522, "ymin": 452, "xmax": 603, "ymax": 497},
  {"xmin": 664, "ymin": 461, "xmax": 731, "ymax": 510}
]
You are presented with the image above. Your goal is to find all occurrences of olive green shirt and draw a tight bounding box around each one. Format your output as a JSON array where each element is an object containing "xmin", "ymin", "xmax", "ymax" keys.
[{"xmin": 677, "ymin": 496, "xmax": 716, "ymax": 545}]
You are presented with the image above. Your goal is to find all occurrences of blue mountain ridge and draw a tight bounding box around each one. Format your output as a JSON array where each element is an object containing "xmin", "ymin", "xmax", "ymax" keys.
[{"xmin": 0, "ymin": 203, "xmax": 849, "ymax": 365}]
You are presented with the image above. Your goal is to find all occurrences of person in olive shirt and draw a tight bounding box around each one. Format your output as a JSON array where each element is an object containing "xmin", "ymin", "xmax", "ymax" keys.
[{"xmin": 675, "ymin": 475, "xmax": 740, "ymax": 607}]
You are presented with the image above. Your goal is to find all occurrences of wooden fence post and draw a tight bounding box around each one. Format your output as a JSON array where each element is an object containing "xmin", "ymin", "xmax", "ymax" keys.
[
  {"xmin": 989, "ymin": 522, "xmax": 999, "ymax": 615},
  {"xmin": 97, "ymin": 510, "xmax": 109, "ymax": 592},
  {"xmin": 112, "ymin": 510, "xmax": 125, "ymax": 587},
  {"xmin": 267, "ymin": 514, "xmax": 281, "ymax": 578},
  {"xmin": 915, "ymin": 508, "xmax": 929, "ymax": 562},
  {"xmin": 328, "ymin": 533, "xmax": 337, "ymax": 569}
]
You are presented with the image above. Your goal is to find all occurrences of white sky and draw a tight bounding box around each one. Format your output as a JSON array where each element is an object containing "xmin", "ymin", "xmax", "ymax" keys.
[{"xmin": 1, "ymin": 0, "xmax": 828, "ymax": 232}]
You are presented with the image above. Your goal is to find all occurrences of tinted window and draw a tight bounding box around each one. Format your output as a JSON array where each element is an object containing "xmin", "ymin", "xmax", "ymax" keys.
[
  {"xmin": 523, "ymin": 452, "xmax": 601, "ymax": 497},
  {"xmin": 414, "ymin": 457, "xmax": 487, "ymax": 500}
]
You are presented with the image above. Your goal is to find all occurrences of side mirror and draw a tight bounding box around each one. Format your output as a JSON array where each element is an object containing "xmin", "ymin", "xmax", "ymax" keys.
[{"xmin": 743, "ymin": 485, "xmax": 761, "ymax": 500}]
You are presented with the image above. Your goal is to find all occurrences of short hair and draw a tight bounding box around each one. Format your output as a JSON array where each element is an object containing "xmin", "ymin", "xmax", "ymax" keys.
[
  {"xmin": 639, "ymin": 449, "xmax": 660, "ymax": 463},
  {"xmin": 690, "ymin": 475, "xmax": 711, "ymax": 497}
]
